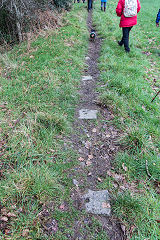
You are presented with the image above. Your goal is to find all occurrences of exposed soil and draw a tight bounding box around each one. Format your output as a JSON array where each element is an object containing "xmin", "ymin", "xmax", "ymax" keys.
[
  {"xmin": 0, "ymin": 10, "xmax": 125, "ymax": 240},
  {"xmin": 67, "ymin": 11, "xmax": 125, "ymax": 240}
]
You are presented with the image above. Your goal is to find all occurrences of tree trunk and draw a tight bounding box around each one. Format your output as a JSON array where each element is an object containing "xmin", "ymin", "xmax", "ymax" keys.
[
  {"xmin": 16, "ymin": 20, "xmax": 22, "ymax": 42},
  {"xmin": 13, "ymin": 1, "xmax": 23, "ymax": 42}
]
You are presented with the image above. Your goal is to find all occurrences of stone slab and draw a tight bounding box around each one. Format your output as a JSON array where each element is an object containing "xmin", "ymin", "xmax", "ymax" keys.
[
  {"xmin": 73, "ymin": 179, "xmax": 79, "ymax": 186},
  {"xmin": 83, "ymin": 189, "xmax": 111, "ymax": 216},
  {"xmin": 82, "ymin": 76, "xmax": 92, "ymax": 81},
  {"xmin": 78, "ymin": 109, "xmax": 98, "ymax": 119}
]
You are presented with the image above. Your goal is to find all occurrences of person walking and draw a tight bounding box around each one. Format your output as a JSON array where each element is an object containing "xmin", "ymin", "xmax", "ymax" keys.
[
  {"xmin": 101, "ymin": 0, "xmax": 107, "ymax": 12},
  {"xmin": 156, "ymin": 9, "xmax": 160, "ymax": 27},
  {"xmin": 88, "ymin": 0, "xmax": 93, "ymax": 11},
  {"xmin": 116, "ymin": 0, "xmax": 141, "ymax": 53}
]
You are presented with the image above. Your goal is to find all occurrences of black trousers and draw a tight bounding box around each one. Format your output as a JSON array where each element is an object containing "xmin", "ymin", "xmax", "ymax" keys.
[
  {"xmin": 88, "ymin": 0, "xmax": 93, "ymax": 11},
  {"xmin": 120, "ymin": 27, "xmax": 133, "ymax": 52}
]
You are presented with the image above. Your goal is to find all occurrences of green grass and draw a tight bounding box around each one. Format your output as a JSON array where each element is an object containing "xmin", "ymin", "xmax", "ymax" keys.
[
  {"xmin": 0, "ymin": 3, "xmax": 90, "ymax": 239},
  {"xmin": 0, "ymin": 1, "xmax": 160, "ymax": 239},
  {"xmin": 93, "ymin": 0, "xmax": 160, "ymax": 239},
  {"xmin": 112, "ymin": 191, "xmax": 159, "ymax": 239}
]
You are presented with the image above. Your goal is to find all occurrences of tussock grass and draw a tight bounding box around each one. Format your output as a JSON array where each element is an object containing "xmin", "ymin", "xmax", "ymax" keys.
[
  {"xmin": 0, "ymin": 164, "xmax": 61, "ymax": 203},
  {"xmin": 112, "ymin": 191, "xmax": 159, "ymax": 239},
  {"xmin": 0, "ymin": 3, "xmax": 88, "ymax": 238},
  {"xmin": 93, "ymin": 0, "xmax": 160, "ymax": 238},
  {"xmin": 0, "ymin": 53, "xmax": 18, "ymax": 70}
]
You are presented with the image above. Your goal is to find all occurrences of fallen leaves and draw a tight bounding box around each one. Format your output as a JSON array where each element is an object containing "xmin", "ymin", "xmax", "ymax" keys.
[
  {"xmin": 42, "ymin": 219, "xmax": 58, "ymax": 234},
  {"xmin": 38, "ymin": 209, "xmax": 49, "ymax": 219},
  {"xmin": 120, "ymin": 224, "xmax": 126, "ymax": 234},
  {"xmin": 86, "ymin": 160, "xmax": 92, "ymax": 166},
  {"xmin": 17, "ymin": 207, "xmax": 23, "ymax": 213},
  {"xmin": 92, "ymin": 128, "xmax": 97, "ymax": 133},
  {"xmin": 1, "ymin": 208, "xmax": 7, "ymax": 215},
  {"xmin": 37, "ymin": 202, "xmax": 58, "ymax": 234},
  {"xmin": 58, "ymin": 202, "xmax": 68, "ymax": 211},
  {"xmin": 78, "ymin": 154, "xmax": 94, "ymax": 164},
  {"xmin": 85, "ymin": 141, "xmax": 91, "ymax": 149},
  {"xmin": 59, "ymin": 204, "xmax": 65, "ymax": 210},
  {"xmin": 4, "ymin": 228, "xmax": 10, "ymax": 235},
  {"xmin": 22, "ymin": 229, "xmax": 30, "ymax": 237},
  {"xmin": 106, "ymin": 134, "xmax": 111, "ymax": 138},
  {"xmin": 88, "ymin": 154, "xmax": 93, "ymax": 160},
  {"xmin": 122, "ymin": 163, "xmax": 128, "ymax": 172},
  {"xmin": 78, "ymin": 157, "xmax": 84, "ymax": 162},
  {"xmin": 0, "ymin": 216, "xmax": 8, "ymax": 222},
  {"xmin": 0, "ymin": 206, "xmax": 21, "ymax": 236},
  {"xmin": 107, "ymin": 170, "xmax": 125, "ymax": 182},
  {"xmin": 97, "ymin": 177, "xmax": 102, "ymax": 182},
  {"xmin": 64, "ymin": 39, "xmax": 74, "ymax": 47},
  {"xmin": 142, "ymin": 51, "xmax": 152, "ymax": 56},
  {"xmin": 102, "ymin": 202, "xmax": 111, "ymax": 208},
  {"xmin": 7, "ymin": 212, "xmax": 17, "ymax": 218},
  {"xmin": 0, "ymin": 208, "xmax": 17, "ymax": 221}
]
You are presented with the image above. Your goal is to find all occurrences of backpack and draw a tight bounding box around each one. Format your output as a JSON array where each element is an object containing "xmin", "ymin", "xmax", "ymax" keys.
[{"xmin": 124, "ymin": 0, "xmax": 137, "ymax": 17}]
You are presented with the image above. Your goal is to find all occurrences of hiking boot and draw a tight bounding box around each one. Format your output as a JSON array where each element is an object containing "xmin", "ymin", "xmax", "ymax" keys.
[
  {"xmin": 118, "ymin": 41, "xmax": 123, "ymax": 46},
  {"xmin": 104, "ymin": 7, "xmax": 106, "ymax": 12},
  {"xmin": 101, "ymin": 7, "xmax": 103, "ymax": 11},
  {"xmin": 125, "ymin": 46, "xmax": 130, "ymax": 52}
]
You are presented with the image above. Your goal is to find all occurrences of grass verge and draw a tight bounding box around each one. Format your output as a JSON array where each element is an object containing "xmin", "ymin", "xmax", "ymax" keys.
[
  {"xmin": 0, "ymin": 3, "xmax": 90, "ymax": 239},
  {"xmin": 93, "ymin": 0, "xmax": 160, "ymax": 239}
]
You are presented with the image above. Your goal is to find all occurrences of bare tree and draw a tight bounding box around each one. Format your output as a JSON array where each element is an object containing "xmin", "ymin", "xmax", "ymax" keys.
[
  {"xmin": 0, "ymin": 0, "xmax": 37, "ymax": 41},
  {"xmin": 0, "ymin": 0, "xmax": 72, "ymax": 43}
]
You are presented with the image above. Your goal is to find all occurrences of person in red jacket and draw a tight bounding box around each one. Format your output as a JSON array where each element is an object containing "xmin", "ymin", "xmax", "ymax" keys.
[{"xmin": 116, "ymin": 0, "xmax": 141, "ymax": 52}]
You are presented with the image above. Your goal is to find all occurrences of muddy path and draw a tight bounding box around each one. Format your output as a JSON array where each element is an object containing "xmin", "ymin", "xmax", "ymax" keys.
[{"xmin": 66, "ymin": 11, "xmax": 125, "ymax": 240}]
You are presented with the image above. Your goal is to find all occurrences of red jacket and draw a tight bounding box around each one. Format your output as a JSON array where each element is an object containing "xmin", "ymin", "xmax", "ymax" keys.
[{"xmin": 116, "ymin": 0, "xmax": 141, "ymax": 27}]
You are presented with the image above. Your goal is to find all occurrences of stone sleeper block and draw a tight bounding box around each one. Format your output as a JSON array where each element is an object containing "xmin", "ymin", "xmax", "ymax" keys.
[
  {"xmin": 82, "ymin": 76, "xmax": 93, "ymax": 81},
  {"xmin": 83, "ymin": 189, "xmax": 111, "ymax": 216},
  {"xmin": 79, "ymin": 109, "xmax": 98, "ymax": 119}
]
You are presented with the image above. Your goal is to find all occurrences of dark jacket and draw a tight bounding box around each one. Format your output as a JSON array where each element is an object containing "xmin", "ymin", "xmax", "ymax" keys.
[{"xmin": 156, "ymin": 9, "xmax": 160, "ymax": 24}]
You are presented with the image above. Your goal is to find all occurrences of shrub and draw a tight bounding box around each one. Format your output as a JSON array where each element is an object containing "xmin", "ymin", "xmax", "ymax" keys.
[{"xmin": 0, "ymin": 0, "xmax": 73, "ymax": 43}]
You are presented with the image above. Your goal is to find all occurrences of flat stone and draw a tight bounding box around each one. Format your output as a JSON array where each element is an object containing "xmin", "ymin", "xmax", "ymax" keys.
[
  {"xmin": 79, "ymin": 109, "xmax": 98, "ymax": 119},
  {"xmin": 82, "ymin": 76, "xmax": 92, "ymax": 81},
  {"xmin": 80, "ymin": 162, "xmax": 85, "ymax": 168},
  {"xmin": 83, "ymin": 189, "xmax": 111, "ymax": 216},
  {"xmin": 73, "ymin": 179, "xmax": 79, "ymax": 186}
]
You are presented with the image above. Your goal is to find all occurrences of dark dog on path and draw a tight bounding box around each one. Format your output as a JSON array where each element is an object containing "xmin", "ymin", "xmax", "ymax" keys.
[{"xmin": 90, "ymin": 29, "xmax": 96, "ymax": 41}]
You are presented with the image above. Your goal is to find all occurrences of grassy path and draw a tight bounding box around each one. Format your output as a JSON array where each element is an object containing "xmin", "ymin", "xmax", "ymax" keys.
[
  {"xmin": 0, "ymin": 1, "xmax": 159, "ymax": 239},
  {"xmin": 93, "ymin": 0, "xmax": 160, "ymax": 239},
  {"xmin": 65, "ymin": 9, "xmax": 124, "ymax": 240}
]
